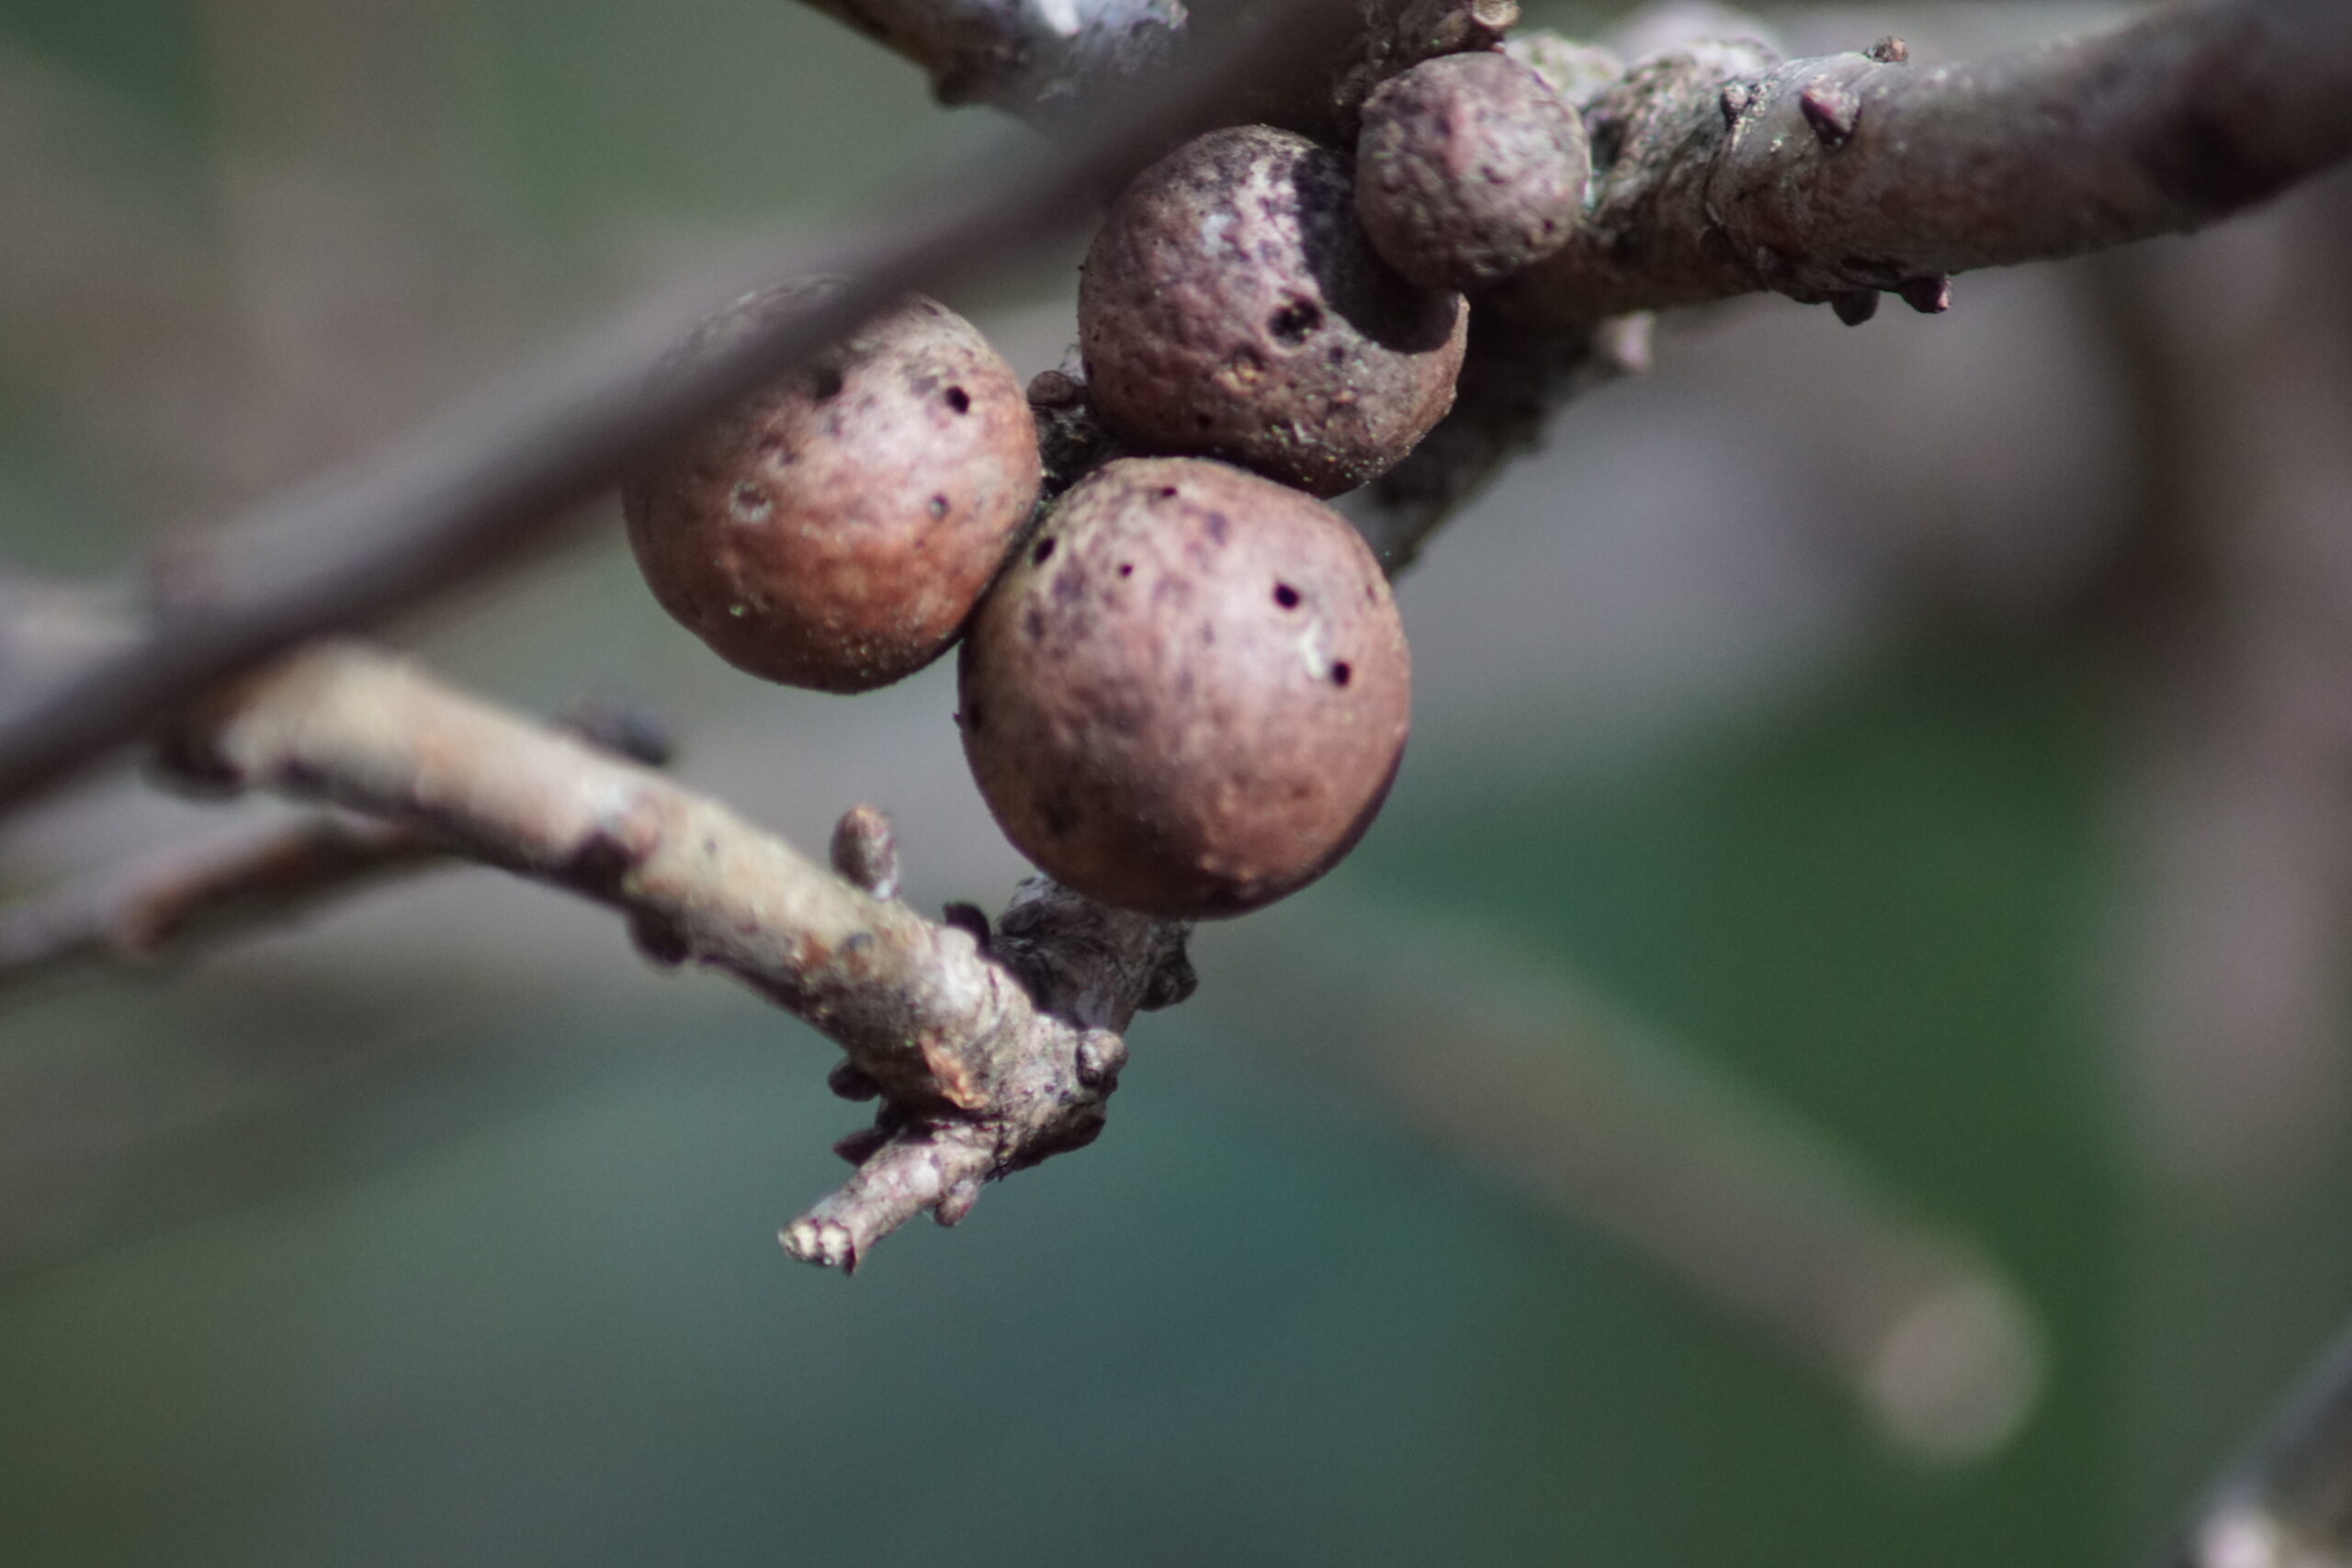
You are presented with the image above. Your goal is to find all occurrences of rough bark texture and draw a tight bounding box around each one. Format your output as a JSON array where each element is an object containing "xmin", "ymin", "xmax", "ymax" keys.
[
  {"xmin": 1494, "ymin": 0, "xmax": 2352, "ymax": 325},
  {"xmin": 164, "ymin": 643, "xmax": 1192, "ymax": 1270}
]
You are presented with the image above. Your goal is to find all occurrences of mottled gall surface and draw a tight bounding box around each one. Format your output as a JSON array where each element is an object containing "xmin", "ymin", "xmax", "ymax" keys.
[
  {"xmin": 624, "ymin": 287, "xmax": 1040, "ymax": 693},
  {"xmin": 1356, "ymin": 52, "xmax": 1590, "ymax": 291},
  {"xmin": 959, "ymin": 457, "xmax": 1411, "ymax": 918},
  {"xmin": 1078, "ymin": 126, "xmax": 1466, "ymax": 498}
]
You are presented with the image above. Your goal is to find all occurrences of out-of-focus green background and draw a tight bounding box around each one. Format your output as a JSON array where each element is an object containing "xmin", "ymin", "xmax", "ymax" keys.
[{"xmin": 4, "ymin": 2, "xmax": 2351, "ymax": 1563}]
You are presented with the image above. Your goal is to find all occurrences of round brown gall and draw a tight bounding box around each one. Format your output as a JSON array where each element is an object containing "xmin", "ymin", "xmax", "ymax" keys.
[
  {"xmin": 1355, "ymin": 52, "xmax": 1590, "ymax": 291},
  {"xmin": 624, "ymin": 286, "xmax": 1041, "ymax": 693},
  {"xmin": 1078, "ymin": 125, "xmax": 1466, "ymax": 498},
  {"xmin": 959, "ymin": 457, "xmax": 1412, "ymax": 918}
]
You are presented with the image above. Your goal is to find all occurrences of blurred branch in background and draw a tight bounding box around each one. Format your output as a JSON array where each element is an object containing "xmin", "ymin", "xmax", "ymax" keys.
[
  {"xmin": 2079, "ymin": 163, "xmax": 2352, "ymax": 1555},
  {"xmin": 2167, "ymin": 1318, "xmax": 2352, "ymax": 1568},
  {"xmin": 1193, "ymin": 903, "xmax": 2044, "ymax": 1464},
  {"xmin": 194, "ymin": 0, "xmax": 537, "ymax": 493},
  {"xmin": 0, "ymin": 811, "xmax": 441, "ymax": 990},
  {"xmin": 2094, "ymin": 165, "xmax": 2352, "ymax": 1197}
]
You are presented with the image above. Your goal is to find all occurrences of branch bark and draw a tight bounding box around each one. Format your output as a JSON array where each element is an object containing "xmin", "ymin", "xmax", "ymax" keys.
[
  {"xmin": 793, "ymin": 0, "xmax": 1186, "ymax": 122},
  {"xmin": 158, "ymin": 642, "xmax": 1191, "ymax": 1270},
  {"xmin": 0, "ymin": 694, "xmax": 673, "ymax": 987},
  {"xmin": 793, "ymin": 0, "xmax": 1519, "ymax": 132},
  {"xmin": 1493, "ymin": 0, "xmax": 2352, "ymax": 325}
]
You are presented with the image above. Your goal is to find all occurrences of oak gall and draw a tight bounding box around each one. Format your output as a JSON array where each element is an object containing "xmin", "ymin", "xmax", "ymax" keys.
[
  {"xmin": 1078, "ymin": 126, "xmax": 1467, "ymax": 498},
  {"xmin": 958, "ymin": 457, "xmax": 1411, "ymax": 918},
  {"xmin": 624, "ymin": 287, "xmax": 1041, "ymax": 693},
  {"xmin": 1355, "ymin": 52, "xmax": 1590, "ymax": 291}
]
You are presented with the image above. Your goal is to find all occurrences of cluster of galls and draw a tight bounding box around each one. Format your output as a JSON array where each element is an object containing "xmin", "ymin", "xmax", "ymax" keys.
[{"xmin": 625, "ymin": 48, "xmax": 1589, "ymax": 919}]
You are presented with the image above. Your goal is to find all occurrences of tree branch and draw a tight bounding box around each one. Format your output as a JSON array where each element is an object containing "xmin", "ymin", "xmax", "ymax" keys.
[
  {"xmin": 0, "ymin": 811, "xmax": 439, "ymax": 988},
  {"xmin": 0, "ymin": 0, "xmax": 1352, "ymax": 824},
  {"xmin": 0, "ymin": 695, "xmax": 673, "ymax": 988},
  {"xmin": 793, "ymin": 0, "xmax": 1186, "ymax": 122},
  {"xmin": 156, "ymin": 642, "xmax": 1190, "ymax": 1270},
  {"xmin": 1494, "ymin": 0, "xmax": 2352, "ymax": 325},
  {"xmin": 793, "ymin": 0, "xmax": 1521, "ymax": 133}
]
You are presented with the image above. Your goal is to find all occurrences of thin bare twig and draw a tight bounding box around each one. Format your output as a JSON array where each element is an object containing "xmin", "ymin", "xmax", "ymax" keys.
[
  {"xmin": 162, "ymin": 642, "xmax": 1190, "ymax": 1270},
  {"xmin": 0, "ymin": 812, "xmax": 441, "ymax": 987},
  {"xmin": 0, "ymin": 694, "xmax": 673, "ymax": 988}
]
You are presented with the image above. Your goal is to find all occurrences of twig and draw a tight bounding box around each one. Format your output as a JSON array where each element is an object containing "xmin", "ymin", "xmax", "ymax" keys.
[
  {"xmin": 1493, "ymin": 0, "xmax": 2352, "ymax": 325},
  {"xmin": 161, "ymin": 642, "xmax": 1191, "ymax": 1270},
  {"xmin": 0, "ymin": 0, "xmax": 1354, "ymax": 824},
  {"xmin": 2163, "ymin": 1318, "xmax": 2352, "ymax": 1567},
  {"xmin": 0, "ymin": 812, "xmax": 441, "ymax": 987},
  {"xmin": 0, "ymin": 694, "xmax": 674, "ymax": 988}
]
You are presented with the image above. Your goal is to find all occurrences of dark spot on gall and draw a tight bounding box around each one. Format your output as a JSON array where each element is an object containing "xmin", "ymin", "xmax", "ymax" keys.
[
  {"xmin": 1033, "ymin": 536, "xmax": 1056, "ymax": 565},
  {"xmin": 944, "ymin": 386, "xmax": 970, "ymax": 414},
  {"xmin": 1118, "ymin": 562, "xmax": 1133, "ymax": 577},
  {"xmin": 1269, "ymin": 299, "xmax": 1322, "ymax": 343},
  {"xmin": 1330, "ymin": 660, "xmax": 1351, "ymax": 687},
  {"xmin": 1273, "ymin": 582, "xmax": 1301, "ymax": 609},
  {"xmin": 811, "ymin": 366, "xmax": 844, "ymax": 401}
]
